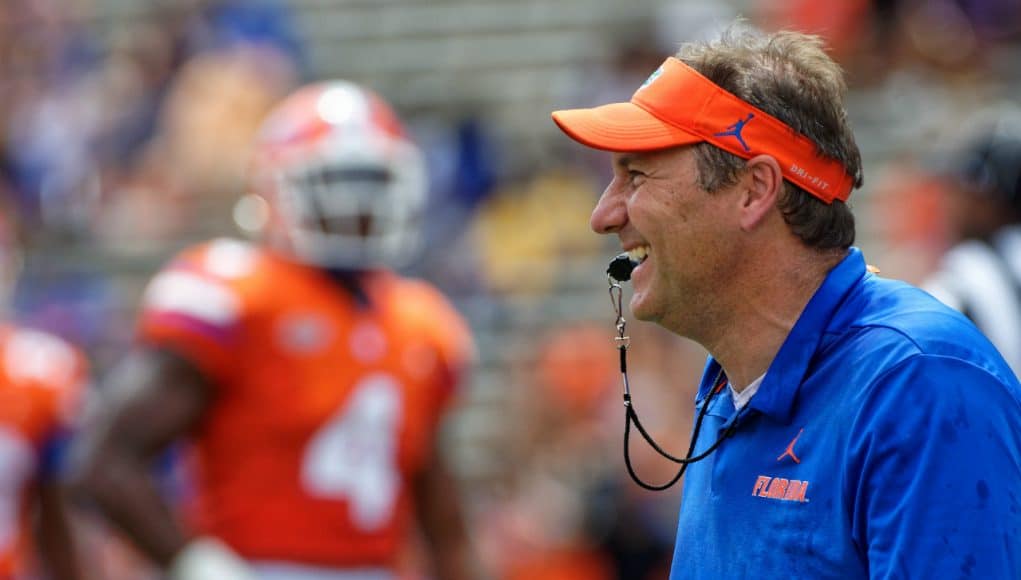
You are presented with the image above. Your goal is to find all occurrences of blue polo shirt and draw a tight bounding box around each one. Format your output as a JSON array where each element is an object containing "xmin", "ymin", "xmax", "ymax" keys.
[{"xmin": 670, "ymin": 248, "xmax": 1021, "ymax": 579}]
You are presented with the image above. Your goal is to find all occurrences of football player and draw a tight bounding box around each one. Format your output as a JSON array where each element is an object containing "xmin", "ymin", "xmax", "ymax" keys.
[
  {"xmin": 0, "ymin": 323, "xmax": 89, "ymax": 579},
  {"xmin": 0, "ymin": 202, "xmax": 89, "ymax": 580},
  {"xmin": 73, "ymin": 81, "xmax": 478, "ymax": 580}
]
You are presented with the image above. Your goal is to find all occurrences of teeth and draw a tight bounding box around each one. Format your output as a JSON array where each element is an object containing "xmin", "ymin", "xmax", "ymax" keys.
[{"xmin": 627, "ymin": 246, "xmax": 649, "ymax": 263}]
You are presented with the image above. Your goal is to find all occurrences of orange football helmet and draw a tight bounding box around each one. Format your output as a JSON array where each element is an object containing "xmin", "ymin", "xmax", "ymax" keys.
[{"xmin": 247, "ymin": 81, "xmax": 427, "ymax": 270}]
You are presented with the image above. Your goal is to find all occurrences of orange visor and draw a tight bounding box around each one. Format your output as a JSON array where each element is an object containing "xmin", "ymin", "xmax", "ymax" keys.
[{"xmin": 551, "ymin": 58, "xmax": 855, "ymax": 203}]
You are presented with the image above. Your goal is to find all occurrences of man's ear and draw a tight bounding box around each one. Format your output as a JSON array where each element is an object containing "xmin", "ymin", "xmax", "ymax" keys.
[{"xmin": 738, "ymin": 155, "xmax": 783, "ymax": 231}]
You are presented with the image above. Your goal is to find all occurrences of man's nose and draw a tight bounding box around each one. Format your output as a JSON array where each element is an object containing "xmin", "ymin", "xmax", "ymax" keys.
[{"xmin": 590, "ymin": 180, "xmax": 627, "ymax": 234}]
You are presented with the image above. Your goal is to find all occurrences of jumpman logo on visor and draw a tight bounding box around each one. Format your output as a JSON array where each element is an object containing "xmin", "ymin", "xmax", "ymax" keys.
[{"xmin": 714, "ymin": 113, "xmax": 755, "ymax": 152}]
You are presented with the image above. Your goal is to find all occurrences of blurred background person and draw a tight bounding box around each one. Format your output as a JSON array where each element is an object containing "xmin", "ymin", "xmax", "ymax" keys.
[
  {"xmin": 0, "ymin": 205, "xmax": 90, "ymax": 580},
  {"xmin": 922, "ymin": 106, "xmax": 1021, "ymax": 376},
  {"xmin": 73, "ymin": 81, "xmax": 479, "ymax": 580},
  {"xmin": 476, "ymin": 322, "xmax": 619, "ymax": 580},
  {"xmin": 474, "ymin": 321, "xmax": 703, "ymax": 580},
  {"xmin": 861, "ymin": 157, "xmax": 953, "ymax": 286}
]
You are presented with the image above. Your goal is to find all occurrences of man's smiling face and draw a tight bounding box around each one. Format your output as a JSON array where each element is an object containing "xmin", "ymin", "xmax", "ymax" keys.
[{"xmin": 590, "ymin": 146, "xmax": 744, "ymax": 336}]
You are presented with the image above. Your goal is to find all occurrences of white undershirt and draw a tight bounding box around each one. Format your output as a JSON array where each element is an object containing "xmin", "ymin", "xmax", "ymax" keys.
[{"xmin": 729, "ymin": 373, "xmax": 766, "ymax": 411}]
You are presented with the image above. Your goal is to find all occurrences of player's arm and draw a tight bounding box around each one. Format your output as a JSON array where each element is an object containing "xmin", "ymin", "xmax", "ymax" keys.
[
  {"xmin": 413, "ymin": 420, "xmax": 479, "ymax": 580},
  {"xmin": 71, "ymin": 347, "xmax": 251, "ymax": 579},
  {"xmin": 34, "ymin": 479, "xmax": 85, "ymax": 580},
  {"xmin": 72, "ymin": 347, "xmax": 206, "ymax": 565}
]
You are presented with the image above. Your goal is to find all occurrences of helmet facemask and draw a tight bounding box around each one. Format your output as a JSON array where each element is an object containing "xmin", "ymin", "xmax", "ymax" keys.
[{"xmin": 266, "ymin": 126, "xmax": 426, "ymax": 270}]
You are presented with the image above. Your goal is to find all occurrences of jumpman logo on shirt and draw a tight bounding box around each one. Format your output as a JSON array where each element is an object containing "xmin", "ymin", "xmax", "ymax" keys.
[
  {"xmin": 714, "ymin": 113, "xmax": 755, "ymax": 152},
  {"xmin": 777, "ymin": 428, "xmax": 804, "ymax": 464}
]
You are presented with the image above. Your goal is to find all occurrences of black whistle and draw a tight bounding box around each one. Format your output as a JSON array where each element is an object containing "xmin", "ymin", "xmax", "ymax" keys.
[{"xmin": 607, "ymin": 252, "xmax": 639, "ymax": 282}]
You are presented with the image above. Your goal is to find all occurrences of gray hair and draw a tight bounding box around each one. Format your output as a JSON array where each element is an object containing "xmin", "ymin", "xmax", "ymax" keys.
[{"xmin": 677, "ymin": 26, "xmax": 863, "ymax": 249}]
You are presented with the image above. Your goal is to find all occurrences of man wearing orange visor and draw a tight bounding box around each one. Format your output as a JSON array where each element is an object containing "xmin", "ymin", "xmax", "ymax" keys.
[{"xmin": 552, "ymin": 26, "xmax": 1021, "ymax": 579}]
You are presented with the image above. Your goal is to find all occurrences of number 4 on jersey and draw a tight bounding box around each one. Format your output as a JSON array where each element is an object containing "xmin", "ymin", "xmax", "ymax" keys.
[{"xmin": 300, "ymin": 374, "xmax": 402, "ymax": 531}]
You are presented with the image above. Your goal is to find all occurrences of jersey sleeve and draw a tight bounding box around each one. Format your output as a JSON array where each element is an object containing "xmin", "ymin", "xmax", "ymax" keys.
[
  {"xmin": 398, "ymin": 281, "xmax": 476, "ymax": 412},
  {"xmin": 848, "ymin": 355, "xmax": 1021, "ymax": 578},
  {"xmin": 137, "ymin": 247, "xmax": 248, "ymax": 386},
  {"xmin": 427, "ymin": 298, "xmax": 475, "ymax": 403}
]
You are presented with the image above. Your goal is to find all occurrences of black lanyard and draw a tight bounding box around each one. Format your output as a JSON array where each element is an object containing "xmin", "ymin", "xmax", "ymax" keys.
[{"xmin": 608, "ymin": 258, "xmax": 746, "ymax": 491}]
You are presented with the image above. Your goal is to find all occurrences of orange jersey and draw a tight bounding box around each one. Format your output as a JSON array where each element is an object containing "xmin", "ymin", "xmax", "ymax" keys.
[
  {"xmin": 138, "ymin": 239, "xmax": 474, "ymax": 569},
  {"xmin": 0, "ymin": 325, "xmax": 87, "ymax": 577}
]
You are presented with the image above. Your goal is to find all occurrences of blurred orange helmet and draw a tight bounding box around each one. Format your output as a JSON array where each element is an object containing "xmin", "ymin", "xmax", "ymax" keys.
[{"xmin": 247, "ymin": 81, "xmax": 427, "ymax": 269}]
